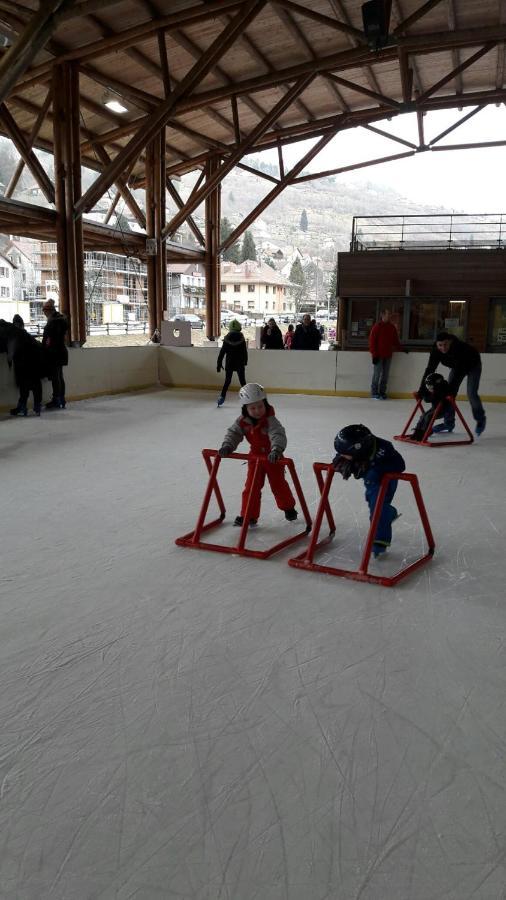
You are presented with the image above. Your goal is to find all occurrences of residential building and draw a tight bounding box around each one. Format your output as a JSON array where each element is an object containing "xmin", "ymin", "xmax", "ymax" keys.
[
  {"xmin": 167, "ymin": 263, "xmax": 205, "ymax": 316},
  {"xmin": 220, "ymin": 260, "xmax": 293, "ymax": 317},
  {"xmin": 0, "ymin": 250, "xmax": 30, "ymax": 321}
]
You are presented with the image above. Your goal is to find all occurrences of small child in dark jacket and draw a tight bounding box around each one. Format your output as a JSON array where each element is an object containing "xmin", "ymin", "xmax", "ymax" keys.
[
  {"xmin": 218, "ymin": 382, "xmax": 298, "ymax": 527},
  {"xmin": 411, "ymin": 373, "xmax": 454, "ymax": 441},
  {"xmin": 216, "ymin": 320, "xmax": 248, "ymax": 406},
  {"xmin": 333, "ymin": 424, "xmax": 405, "ymax": 558}
]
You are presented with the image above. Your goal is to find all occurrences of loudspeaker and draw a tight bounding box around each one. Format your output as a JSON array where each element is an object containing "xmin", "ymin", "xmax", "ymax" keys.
[{"xmin": 361, "ymin": 0, "xmax": 392, "ymax": 49}]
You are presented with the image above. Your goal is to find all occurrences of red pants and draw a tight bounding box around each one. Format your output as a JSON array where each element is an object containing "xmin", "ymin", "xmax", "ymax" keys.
[{"xmin": 241, "ymin": 458, "xmax": 295, "ymax": 519}]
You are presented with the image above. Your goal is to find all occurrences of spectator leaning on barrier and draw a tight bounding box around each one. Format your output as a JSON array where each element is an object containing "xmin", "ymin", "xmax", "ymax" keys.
[
  {"xmin": 368, "ymin": 308, "xmax": 407, "ymax": 400},
  {"xmin": 261, "ymin": 318, "xmax": 284, "ymax": 350},
  {"xmin": 42, "ymin": 299, "xmax": 68, "ymax": 410},
  {"xmin": 291, "ymin": 314, "xmax": 321, "ymax": 351}
]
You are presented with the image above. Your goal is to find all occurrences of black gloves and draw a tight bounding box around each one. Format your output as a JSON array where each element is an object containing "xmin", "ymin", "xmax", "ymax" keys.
[
  {"xmin": 372, "ymin": 357, "xmax": 379, "ymax": 365},
  {"xmin": 218, "ymin": 445, "xmax": 232, "ymax": 457},
  {"xmin": 333, "ymin": 455, "xmax": 368, "ymax": 480},
  {"xmin": 268, "ymin": 450, "xmax": 281, "ymax": 463},
  {"xmin": 216, "ymin": 364, "xmax": 222, "ymax": 373}
]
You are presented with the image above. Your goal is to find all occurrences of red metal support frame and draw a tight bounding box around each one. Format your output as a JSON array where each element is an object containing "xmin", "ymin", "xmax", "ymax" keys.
[
  {"xmin": 175, "ymin": 449, "xmax": 312, "ymax": 559},
  {"xmin": 394, "ymin": 395, "xmax": 474, "ymax": 446},
  {"xmin": 289, "ymin": 464, "xmax": 435, "ymax": 587}
]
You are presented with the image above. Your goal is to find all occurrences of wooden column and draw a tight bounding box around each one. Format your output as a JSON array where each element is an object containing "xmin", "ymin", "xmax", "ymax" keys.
[
  {"xmin": 154, "ymin": 127, "xmax": 167, "ymax": 328},
  {"xmin": 145, "ymin": 139, "xmax": 157, "ymax": 337},
  {"xmin": 204, "ymin": 157, "xmax": 221, "ymax": 340},
  {"xmin": 52, "ymin": 62, "xmax": 86, "ymax": 344},
  {"xmin": 337, "ymin": 296, "xmax": 347, "ymax": 348}
]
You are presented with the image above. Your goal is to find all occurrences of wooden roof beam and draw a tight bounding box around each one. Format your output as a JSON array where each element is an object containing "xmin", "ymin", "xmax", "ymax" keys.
[
  {"xmin": 4, "ymin": 88, "xmax": 52, "ymax": 200},
  {"xmin": 0, "ymin": 0, "xmax": 68, "ymax": 104},
  {"xmin": 362, "ymin": 122, "xmax": 417, "ymax": 149},
  {"xmin": 14, "ymin": 0, "xmax": 245, "ymax": 87},
  {"xmin": 163, "ymin": 72, "xmax": 314, "ymax": 238},
  {"xmin": 394, "ymin": 0, "xmax": 446, "ymax": 35},
  {"xmin": 75, "ymin": 0, "xmax": 268, "ymax": 216},
  {"xmin": 92, "ymin": 143, "xmax": 146, "ymax": 230},
  {"xmin": 219, "ymin": 127, "xmax": 340, "ymax": 253},
  {"xmin": 447, "ymin": 0, "xmax": 462, "ymax": 96},
  {"xmin": 495, "ymin": 0, "xmax": 506, "ymax": 89},
  {"xmin": 429, "ymin": 105, "xmax": 485, "ymax": 144},
  {"xmin": 326, "ymin": 72, "xmax": 401, "ymax": 109},
  {"xmin": 393, "ymin": 0, "xmax": 424, "ymax": 93},
  {"xmin": 416, "ymin": 44, "xmax": 496, "ymax": 104},
  {"xmin": 0, "ymin": 102, "xmax": 55, "ymax": 203},
  {"xmin": 272, "ymin": 0, "xmax": 366, "ymax": 42},
  {"xmin": 292, "ymin": 150, "xmax": 416, "ymax": 182},
  {"xmin": 327, "ymin": 0, "xmax": 383, "ymax": 95},
  {"xmin": 166, "ymin": 178, "xmax": 205, "ymax": 246}
]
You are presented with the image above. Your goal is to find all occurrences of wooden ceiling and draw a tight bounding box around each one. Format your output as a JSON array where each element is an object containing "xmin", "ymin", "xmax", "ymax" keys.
[{"xmin": 1, "ymin": 0, "xmax": 506, "ymax": 185}]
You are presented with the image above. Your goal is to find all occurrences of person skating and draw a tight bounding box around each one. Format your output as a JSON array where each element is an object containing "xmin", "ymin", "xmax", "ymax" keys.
[
  {"xmin": 41, "ymin": 299, "xmax": 68, "ymax": 409},
  {"xmin": 333, "ymin": 424, "xmax": 405, "ymax": 558},
  {"xmin": 368, "ymin": 308, "xmax": 405, "ymax": 399},
  {"xmin": 216, "ymin": 319, "xmax": 248, "ymax": 406},
  {"xmin": 411, "ymin": 373, "xmax": 454, "ymax": 441},
  {"xmin": 218, "ymin": 382, "xmax": 298, "ymax": 527},
  {"xmin": 417, "ymin": 330, "xmax": 486, "ymax": 436}
]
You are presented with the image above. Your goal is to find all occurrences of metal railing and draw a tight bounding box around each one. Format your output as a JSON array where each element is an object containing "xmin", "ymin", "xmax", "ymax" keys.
[
  {"xmin": 350, "ymin": 214, "xmax": 506, "ymax": 252},
  {"xmin": 27, "ymin": 321, "xmax": 149, "ymax": 337}
]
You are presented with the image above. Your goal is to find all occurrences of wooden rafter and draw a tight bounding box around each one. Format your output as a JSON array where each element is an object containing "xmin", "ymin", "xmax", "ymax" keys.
[
  {"xmin": 416, "ymin": 44, "xmax": 496, "ymax": 103},
  {"xmin": 429, "ymin": 105, "xmax": 484, "ymax": 144},
  {"xmin": 394, "ymin": 0, "xmax": 446, "ymax": 35},
  {"xmin": 0, "ymin": 102, "xmax": 55, "ymax": 203},
  {"xmin": 0, "ymin": 0, "xmax": 69, "ymax": 104},
  {"xmin": 363, "ymin": 123, "xmax": 417, "ymax": 149},
  {"xmin": 75, "ymin": 0, "xmax": 269, "ymax": 216},
  {"xmin": 4, "ymin": 86, "xmax": 52, "ymax": 199},
  {"xmin": 326, "ymin": 72, "xmax": 401, "ymax": 109},
  {"xmin": 92, "ymin": 143, "xmax": 146, "ymax": 230},
  {"xmin": 271, "ymin": 0, "xmax": 365, "ymax": 41},
  {"xmin": 166, "ymin": 178, "xmax": 205, "ymax": 246},
  {"xmin": 292, "ymin": 150, "xmax": 416, "ymax": 182},
  {"xmin": 163, "ymin": 73, "xmax": 315, "ymax": 238},
  {"xmin": 327, "ymin": 0, "xmax": 383, "ymax": 95}
]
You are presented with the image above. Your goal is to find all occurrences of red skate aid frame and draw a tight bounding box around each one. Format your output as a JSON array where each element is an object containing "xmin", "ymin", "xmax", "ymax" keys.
[
  {"xmin": 289, "ymin": 464, "xmax": 435, "ymax": 587},
  {"xmin": 175, "ymin": 449, "xmax": 312, "ymax": 559},
  {"xmin": 394, "ymin": 394, "xmax": 474, "ymax": 446}
]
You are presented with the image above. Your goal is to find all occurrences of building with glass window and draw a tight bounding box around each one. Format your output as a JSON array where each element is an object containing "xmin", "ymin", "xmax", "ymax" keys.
[
  {"xmin": 220, "ymin": 260, "xmax": 293, "ymax": 317},
  {"xmin": 337, "ymin": 215, "xmax": 506, "ymax": 352}
]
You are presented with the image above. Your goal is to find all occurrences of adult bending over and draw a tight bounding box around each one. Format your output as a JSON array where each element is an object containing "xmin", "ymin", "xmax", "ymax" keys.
[{"xmin": 417, "ymin": 331, "xmax": 486, "ymax": 436}]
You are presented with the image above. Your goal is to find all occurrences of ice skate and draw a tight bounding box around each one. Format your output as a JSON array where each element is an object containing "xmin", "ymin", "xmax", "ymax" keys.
[
  {"xmin": 475, "ymin": 417, "xmax": 486, "ymax": 436},
  {"xmin": 373, "ymin": 542, "xmax": 388, "ymax": 559},
  {"xmin": 217, "ymin": 395, "xmax": 225, "ymax": 407},
  {"xmin": 234, "ymin": 515, "xmax": 257, "ymax": 527},
  {"xmin": 10, "ymin": 404, "xmax": 27, "ymax": 417},
  {"xmin": 432, "ymin": 422, "xmax": 454, "ymax": 434},
  {"xmin": 284, "ymin": 508, "xmax": 298, "ymax": 522}
]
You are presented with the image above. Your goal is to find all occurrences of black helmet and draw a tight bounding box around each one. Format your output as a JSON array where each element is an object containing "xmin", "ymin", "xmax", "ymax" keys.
[
  {"xmin": 334, "ymin": 424, "xmax": 374, "ymax": 460},
  {"xmin": 425, "ymin": 373, "xmax": 446, "ymax": 390}
]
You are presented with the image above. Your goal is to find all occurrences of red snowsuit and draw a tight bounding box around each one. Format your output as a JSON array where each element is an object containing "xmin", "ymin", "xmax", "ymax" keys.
[{"xmin": 221, "ymin": 404, "xmax": 295, "ymax": 520}]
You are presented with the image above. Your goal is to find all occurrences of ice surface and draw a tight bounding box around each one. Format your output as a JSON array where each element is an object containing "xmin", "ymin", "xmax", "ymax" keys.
[{"xmin": 1, "ymin": 389, "xmax": 506, "ymax": 900}]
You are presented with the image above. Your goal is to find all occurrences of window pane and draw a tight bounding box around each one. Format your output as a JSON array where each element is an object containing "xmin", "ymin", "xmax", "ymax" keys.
[
  {"xmin": 234, "ymin": 284, "xmax": 240, "ymax": 292},
  {"xmin": 438, "ymin": 300, "xmax": 466, "ymax": 339},
  {"xmin": 408, "ymin": 301, "xmax": 437, "ymax": 341},
  {"xmin": 349, "ymin": 299, "xmax": 377, "ymax": 339},
  {"xmin": 248, "ymin": 284, "xmax": 255, "ymax": 292},
  {"xmin": 490, "ymin": 300, "xmax": 506, "ymax": 346}
]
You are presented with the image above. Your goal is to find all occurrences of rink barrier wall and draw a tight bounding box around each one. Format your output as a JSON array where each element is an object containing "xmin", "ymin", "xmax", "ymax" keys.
[
  {"xmin": 2, "ymin": 345, "xmax": 506, "ymax": 410},
  {"xmin": 0, "ymin": 346, "xmax": 159, "ymax": 410},
  {"xmin": 158, "ymin": 347, "xmax": 506, "ymax": 401}
]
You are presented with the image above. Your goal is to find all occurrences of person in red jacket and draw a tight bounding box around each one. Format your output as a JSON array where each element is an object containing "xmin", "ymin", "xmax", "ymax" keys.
[
  {"xmin": 218, "ymin": 382, "xmax": 298, "ymax": 527},
  {"xmin": 368, "ymin": 309, "xmax": 405, "ymax": 399}
]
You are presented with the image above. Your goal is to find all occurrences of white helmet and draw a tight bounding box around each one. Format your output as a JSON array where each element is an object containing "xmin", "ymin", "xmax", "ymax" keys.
[{"xmin": 238, "ymin": 383, "xmax": 266, "ymax": 404}]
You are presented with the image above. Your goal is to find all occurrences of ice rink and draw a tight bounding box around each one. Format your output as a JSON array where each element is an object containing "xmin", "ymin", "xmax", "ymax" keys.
[{"xmin": 2, "ymin": 388, "xmax": 506, "ymax": 900}]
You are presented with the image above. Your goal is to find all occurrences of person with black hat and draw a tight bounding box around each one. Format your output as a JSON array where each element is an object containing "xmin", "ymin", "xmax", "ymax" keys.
[
  {"xmin": 216, "ymin": 319, "xmax": 248, "ymax": 406},
  {"xmin": 42, "ymin": 298, "xmax": 68, "ymax": 410},
  {"xmin": 410, "ymin": 373, "xmax": 454, "ymax": 441},
  {"xmin": 333, "ymin": 424, "xmax": 405, "ymax": 558},
  {"xmin": 417, "ymin": 331, "xmax": 486, "ymax": 435}
]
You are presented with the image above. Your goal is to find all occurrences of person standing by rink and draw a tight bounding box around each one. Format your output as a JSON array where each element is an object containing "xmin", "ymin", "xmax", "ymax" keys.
[
  {"xmin": 216, "ymin": 319, "xmax": 248, "ymax": 407},
  {"xmin": 333, "ymin": 424, "xmax": 405, "ymax": 558},
  {"xmin": 260, "ymin": 318, "xmax": 284, "ymax": 349},
  {"xmin": 218, "ymin": 383, "xmax": 298, "ymax": 527},
  {"xmin": 283, "ymin": 324, "xmax": 294, "ymax": 349},
  {"xmin": 368, "ymin": 308, "xmax": 405, "ymax": 399},
  {"xmin": 417, "ymin": 330, "xmax": 486, "ymax": 436},
  {"xmin": 291, "ymin": 314, "xmax": 321, "ymax": 350},
  {"xmin": 42, "ymin": 298, "xmax": 68, "ymax": 409}
]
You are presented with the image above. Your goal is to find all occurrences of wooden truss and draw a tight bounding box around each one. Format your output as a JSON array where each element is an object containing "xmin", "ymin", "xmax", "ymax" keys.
[{"xmin": 0, "ymin": 0, "xmax": 505, "ymax": 341}]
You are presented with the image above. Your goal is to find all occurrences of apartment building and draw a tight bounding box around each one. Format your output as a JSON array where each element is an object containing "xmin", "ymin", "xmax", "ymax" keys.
[{"xmin": 220, "ymin": 260, "xmax": 293, "ymax": 316}]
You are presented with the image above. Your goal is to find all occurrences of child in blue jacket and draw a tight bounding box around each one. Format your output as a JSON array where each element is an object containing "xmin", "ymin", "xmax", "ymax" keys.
[{"xmin": 333, "ymin": 424, "xmax": 405, "ymax": 558}]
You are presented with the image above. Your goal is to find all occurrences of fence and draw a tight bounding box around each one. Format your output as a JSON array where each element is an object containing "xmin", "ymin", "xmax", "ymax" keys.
[{"xmin": 351, "ymin": 214, "xmax": 506, "ymax": 252}]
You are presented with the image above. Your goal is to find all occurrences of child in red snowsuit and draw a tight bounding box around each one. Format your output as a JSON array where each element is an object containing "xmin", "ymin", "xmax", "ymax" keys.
[{"xmin": 218, "ymin": 382, "xmax": 298, "ymax": 526}]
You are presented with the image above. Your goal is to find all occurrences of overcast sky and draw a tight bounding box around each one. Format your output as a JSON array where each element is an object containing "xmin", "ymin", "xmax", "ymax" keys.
[{"xmin": 260, "ymin": 105, "xmax": 506, "ymax": 213}]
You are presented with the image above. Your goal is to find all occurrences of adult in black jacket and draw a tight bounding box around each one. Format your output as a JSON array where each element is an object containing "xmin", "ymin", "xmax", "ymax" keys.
[
  {"xmin": 418, "ymin": 331, "xmax": 486, "ymax": 435},
  {"xmin": 260, "ymin": 318, "xmax": 284, "ymax": 350},
  {"xmin": 291, "ymin": 314, "xmax": 321, "ymax": 351},
  {"xmin": 42, "ymin": 299, "xmax": 68, "ymax": 409},
  {"xmin": 216, "ymin": 319, "xmax": 248, "ymax": 406},
  {"xmin": 0, "ymin": 317, "xmax": 44, "ymax": 416}
]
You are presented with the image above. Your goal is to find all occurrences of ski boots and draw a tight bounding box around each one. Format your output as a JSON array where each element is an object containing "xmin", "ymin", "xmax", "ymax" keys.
[{"xmin": 234, "ymin": 516, "xmax": 258, "ymax": 527}]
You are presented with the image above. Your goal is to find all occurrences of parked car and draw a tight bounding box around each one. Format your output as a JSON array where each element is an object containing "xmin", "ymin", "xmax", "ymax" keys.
[{"xmin": 174, "ymin": 314, "xmax": 204, "ymax": 329}]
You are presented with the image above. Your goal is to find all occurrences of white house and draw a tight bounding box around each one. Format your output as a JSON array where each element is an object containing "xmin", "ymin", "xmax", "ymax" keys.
[
  {"xmin": 0, "ymin": 251, "xmax": 30, "ymax": 322},
  {"xmin": 220, "ymin": 259, "xmax": 294, "ymax": 317}
]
